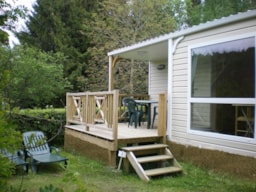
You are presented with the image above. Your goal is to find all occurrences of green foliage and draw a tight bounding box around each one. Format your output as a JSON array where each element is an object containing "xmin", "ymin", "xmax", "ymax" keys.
[
  {"xmin": 0, "ymin": 113, "xmax": 22, "ymax": 181},
  {"xmin": 86, "ymin": 0, "xmax": 176, "ymax": 93},
  {"xmin": 9, "ymin": 108, "xmax": 65, "ymax": 146},
  {"xmin": 0, "ymin": 156, "xmax": 15, "ymax": 178},
  {"xmin": 187, "ymin": 0, "xmax": 256, "ymax": 26},
  {"xmin": 63, "ymin": 172, "xmax": 88, "ymax": 192},
  {"xmin": 0, "ymin": 0, "xmax": 27, "ymax": 45},
  {"xmin": 12, "ymin": 0, "xmax": 256, "ymax": 96},
  {"xmin": 0, "ymin": 184, "xmax": 27, "ymax": 192},
  {"xmin": 17, "ymin": 0, "xmax": 178, "ymax": 93},
  {"xmin": 8, "ymin": 151, "xmax": 256, "ymax": 192},
  {"xmin": 0, "ymin": 46, "xmax": 12, "ymax": 90},
  {"xmin": 0, "ymin": 112, "xmax": 22, "ymax": 153},
  {"xmin": 1, "ymin": 45, "xmax": 71, "ymax": 109},
  {"xmin": 0, "ymin": 110, "xmax": 22, "ymax": 189},
  {"xmin": 39, "ymin": 184, "xmax": 63, "ymax": 192},
  {"xmin": 17, "ymin": 0, "xmax": 98, "ymax": 92}
]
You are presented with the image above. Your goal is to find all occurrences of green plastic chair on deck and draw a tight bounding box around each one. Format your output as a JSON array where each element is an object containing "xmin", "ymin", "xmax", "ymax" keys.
[
  {"xmin": 123, "ymin": 97, "xmax": 143, "ymax": 128},
  {"xmin": 23, "ymin": 131, "xmax": 68, "ymax": 173}
]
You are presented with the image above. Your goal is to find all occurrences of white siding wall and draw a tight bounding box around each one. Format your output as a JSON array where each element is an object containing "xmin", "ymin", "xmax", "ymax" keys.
[
  {"xmin": 170, "ymin": 18, "xmax": 256, "ymax": 158},
  {"xmin": 149, "ymin": 62, "xmax": 168, "ymax": 99},
  {"xmin": 149, "ymin": 62, "xmax": 168, "ymax": 126}
]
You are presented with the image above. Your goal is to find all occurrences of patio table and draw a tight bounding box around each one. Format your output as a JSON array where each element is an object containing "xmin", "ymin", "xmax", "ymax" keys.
[{"xmin": 135, "ymin": 100, "xmax": 158, "ymax": 129}]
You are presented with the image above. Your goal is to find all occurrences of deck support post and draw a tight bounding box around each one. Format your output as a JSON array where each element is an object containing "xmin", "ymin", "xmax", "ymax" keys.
[
  {"xmin": 108, "ymin": 56, "xmax": 120, "ymax": 91},
  {"xmin": 108, "ymin": 150, "xmax": 117, "ymax": 167},
  {"xmin": 158, "ymin": 93, "xmax": 167, "ymax": 144}
]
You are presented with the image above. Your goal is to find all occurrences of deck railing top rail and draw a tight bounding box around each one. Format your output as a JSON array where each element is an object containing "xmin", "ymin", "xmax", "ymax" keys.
[
  {"xmin": 66, "ymin": 91, "xmax": 166, "ymax": 143},
  {"xmin": 66, "ymin": 90, "xmax": 119, "ymax": 140}
]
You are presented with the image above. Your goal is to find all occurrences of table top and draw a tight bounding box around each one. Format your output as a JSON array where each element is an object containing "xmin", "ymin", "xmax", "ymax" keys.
[{"xmin": 135, "ymin": 100, "xmax": 158, "ymax": 104}]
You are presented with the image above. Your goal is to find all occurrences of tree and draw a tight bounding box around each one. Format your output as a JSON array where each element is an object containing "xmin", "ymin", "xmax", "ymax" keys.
[
  {"xmin": 1, "ymin": 45, "xmax": 71, "ymax": 109},
  {"xmin": 0, "ymin": 43, "xmax": 21, "ymax": 192},
  {"xmin": 0, "ymin": 1, "xmax": 27, "ymax": 186},
  {"xmin": 0, "ymin": 0, "xmax": 27, "ymax": 45},
  {"xmin": 17, "ymin": 0, "xmax": 99, "ymax": 91},
  {"xmin": 187, "ymin": 0, "xmax": 256, "ymax": 26},
  {"xmin": 18, "ymin": 0, "xmax": 176, "ymax": 94},
  {"xmin": 85, "ymin": 0, "xmax": 176, "ymax": 93}
]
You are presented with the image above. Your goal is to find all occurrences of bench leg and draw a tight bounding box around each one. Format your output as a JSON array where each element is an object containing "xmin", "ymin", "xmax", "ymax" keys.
[
  {"xmin": 64, "ymin": 160, "xmax": 68, "ymax": 168},
  {"xmin": 31, "ymin": 159, "xmax": 39, "ymax": 173},
  {"xmin": 23, "ymin": 164, "xmax": 29, "ymax": 173}
]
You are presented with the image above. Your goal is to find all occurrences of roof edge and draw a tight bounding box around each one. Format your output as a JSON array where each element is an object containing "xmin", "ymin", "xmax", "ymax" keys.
[
  {"xmin": 108, "ymin": 9, "xmax": 256, "ymax": 56},
  {"xmin": 108, "ymin": 33, "xmax": 172, "ymax": 56},
  {"xmin": 171, "ymin": 9, "xmax": 256, "ymax": 38}
]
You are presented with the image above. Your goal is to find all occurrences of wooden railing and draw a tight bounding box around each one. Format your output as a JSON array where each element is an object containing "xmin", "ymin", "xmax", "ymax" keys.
[
  {"xmin": 66, "ymin": 91, "xmax": 166, "ymax": 142},
  {"xmin": 66, "ymin": 91, "xmax": 148, "ymax": 126},
  {"xmin": 66, "ymin": 90, "xmax": 119, "ymax": 139}
]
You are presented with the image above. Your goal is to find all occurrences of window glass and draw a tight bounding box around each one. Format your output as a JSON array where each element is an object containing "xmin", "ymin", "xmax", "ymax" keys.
[
  {"xmin": 191, "ymin": 103, "xmax": 254, "ymax": 138},
  {"xmin": 190, "ymin": 36, "xmax": 255, "ymax": 138},
  {"xmin": 191, "ymin": 37, "xmax": 255, "ymax": 98}
]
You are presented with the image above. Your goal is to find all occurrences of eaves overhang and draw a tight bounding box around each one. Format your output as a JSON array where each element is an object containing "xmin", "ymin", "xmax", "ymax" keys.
[{"xmin": 108, "ymin": 9, "xmax": 256, "ymax": 62}]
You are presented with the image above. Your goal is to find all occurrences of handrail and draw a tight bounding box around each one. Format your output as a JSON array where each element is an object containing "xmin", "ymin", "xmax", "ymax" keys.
[
  {"xmin": 66, "ymin": 91, "xmax": 166, "ymax": 141},
  {"xmin": 66, "ymin": 90, "xmax": 119, "ymax": 140}
]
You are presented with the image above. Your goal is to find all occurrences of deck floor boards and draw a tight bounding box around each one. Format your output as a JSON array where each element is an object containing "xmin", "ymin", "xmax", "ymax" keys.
[{"xmin": 66, "ymin": 122, "xmax": 158, "ymax": 141}]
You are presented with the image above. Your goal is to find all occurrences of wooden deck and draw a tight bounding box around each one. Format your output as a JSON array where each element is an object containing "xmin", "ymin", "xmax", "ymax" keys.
[
  {"xmin": 65, "ymin": 122, "xmax": 161, "ymax": 144},
  {"xmin": 65, "ymin": 91, "xmax": 167, "ymax": 167}
]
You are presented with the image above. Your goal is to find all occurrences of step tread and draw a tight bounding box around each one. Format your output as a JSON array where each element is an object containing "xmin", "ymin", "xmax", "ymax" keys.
[
  {"xmin": 122, "ymin": 144, "xmax": 168, "ymax": 152},
  {"xmin": 137, "ymin": 155, "xmax": 172, "ymax": 163},
  {"xmin": 145, "ymin": 166, "xmax": 182, "ymax": 177}
]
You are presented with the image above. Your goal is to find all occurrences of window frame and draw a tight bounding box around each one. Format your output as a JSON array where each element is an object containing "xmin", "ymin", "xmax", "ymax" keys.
[{"xmin": 187, "ymin": 32, "xmax": 256, "ymax": 142}]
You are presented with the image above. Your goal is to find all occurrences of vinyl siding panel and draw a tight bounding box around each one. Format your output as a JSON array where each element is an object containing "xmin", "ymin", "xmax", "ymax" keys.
[
  {"xmin": 149, "ymin": 63, "xmax": 168, "ymax": 99},
  {"xmin": 148, "ymin": 62, "xmax": 168, "ymax": 125},
  {"xmin": 170, "ymin": 17, "xmax": 256, "ymax": 158}
]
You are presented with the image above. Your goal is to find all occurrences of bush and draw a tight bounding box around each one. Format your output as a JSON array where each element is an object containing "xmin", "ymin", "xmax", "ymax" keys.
[
  {"xmin": 0, "ymin": 110, "xmax": 22, "ymax": 191},
  {"xmin": 9, "ymin": 108, "xmax": 66, "ymax": 146}
]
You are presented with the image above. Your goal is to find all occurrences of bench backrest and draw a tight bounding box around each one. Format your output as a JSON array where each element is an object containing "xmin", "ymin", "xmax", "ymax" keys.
[{"xmin": 23, "ymin": 131, "xmax": 50, "ymax": 155}]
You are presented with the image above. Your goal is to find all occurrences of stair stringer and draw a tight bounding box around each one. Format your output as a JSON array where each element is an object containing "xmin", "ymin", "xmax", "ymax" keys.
[
  {"xmin": 165, "ymin": 148, "xmax": 182, "ymax": 170},
  {"xmin": 126, "ymin": 151, "xmax": 150, "ymax": 182}
]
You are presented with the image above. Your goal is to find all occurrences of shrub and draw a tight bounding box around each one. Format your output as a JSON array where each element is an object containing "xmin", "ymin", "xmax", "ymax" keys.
[{"xmin": 9, "ymin": 108, "xmax": 66, "ymax": 146}]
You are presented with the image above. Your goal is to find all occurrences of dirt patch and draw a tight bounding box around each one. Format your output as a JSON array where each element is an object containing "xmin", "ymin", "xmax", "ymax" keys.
[{"xmin": 169, "ymin": 141, "xmax": 256, "ymax": 181}]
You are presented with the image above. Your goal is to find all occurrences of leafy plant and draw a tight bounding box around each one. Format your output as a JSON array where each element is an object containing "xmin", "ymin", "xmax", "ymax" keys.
[
  {"xmin": 39, "ymin": 184, "xmax": 63, "ymax": 192},
  {"xmin": 2, "ymin": 45, "xmax": 71, "ymax": 109},
  {"xmin": 9, "ymin": 108, "xmax": 65, "ymax": 146},
  {"xmin": 63, "ymin": 172, "xmax": 88, "ymax": 192}
]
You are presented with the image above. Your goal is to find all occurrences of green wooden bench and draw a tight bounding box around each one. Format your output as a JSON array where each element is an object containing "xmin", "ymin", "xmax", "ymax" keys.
[
  {"xmin": 0, "ymin": 149, "xmax": 28, "ymax": 173},
  {"xmin": 23, "ymin": 131, "xmax": 68, "ymax": 173}
]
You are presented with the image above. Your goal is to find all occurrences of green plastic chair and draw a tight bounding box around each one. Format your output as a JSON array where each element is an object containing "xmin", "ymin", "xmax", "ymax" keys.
[
  {"xmin": 123, "ymin": 97, "xmax": 143, "ymax": 128},
  {"xmin": 23, "ymin": 131, "xmax": 68, "ymax": 173}
]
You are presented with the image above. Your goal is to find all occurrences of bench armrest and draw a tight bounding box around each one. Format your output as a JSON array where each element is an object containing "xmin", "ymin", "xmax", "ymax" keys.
[{"xmin": 50, "ymin": 146, "xmax": 60, "ymax": 154}]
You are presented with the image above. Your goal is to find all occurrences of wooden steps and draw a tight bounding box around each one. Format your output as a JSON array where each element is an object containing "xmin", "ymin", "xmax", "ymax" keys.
[
  {"xmin": 120, "ymin": 143, "xmax": 182, "ymax": 182},
  {"xmin": 122, "ymin": 144, "xmax": 168, "ymax": 151},
  {"xmin": 145, "ymin": 166, "xmax": 182, "ymax": 177},
  {"xmin": 137, "ymin": 155, "xmax": 172, "ymax": 163}
]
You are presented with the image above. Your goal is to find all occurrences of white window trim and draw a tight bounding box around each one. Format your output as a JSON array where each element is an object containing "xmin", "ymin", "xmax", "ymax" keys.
[{"xmin": 187, "ymin": 33, "xmax": 256, "ymax": 143}]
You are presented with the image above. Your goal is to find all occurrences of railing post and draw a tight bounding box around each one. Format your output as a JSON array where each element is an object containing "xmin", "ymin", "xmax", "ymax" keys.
[
  {"xmin": 112, "ymin": 90, "xmax": 119, "ymax": 141},
  {"xmin": 157, "ymin": 93, "xmax": 167, "ymax": 144},
  {"xmin": 66, "ymin": 93, "xmax": 70, "ymax": 125}
]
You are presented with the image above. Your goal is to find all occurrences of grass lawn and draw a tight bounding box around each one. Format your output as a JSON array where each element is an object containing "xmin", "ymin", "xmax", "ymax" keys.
[{"xmin": 8, "ymin": 150, "xmax": 256, "ymax": 192}]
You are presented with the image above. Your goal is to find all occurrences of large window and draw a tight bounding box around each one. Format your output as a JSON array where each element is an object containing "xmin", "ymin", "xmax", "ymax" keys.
[{"xmin": 190, "ymin": 36, "xmax": 255, "ymax": 138}]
